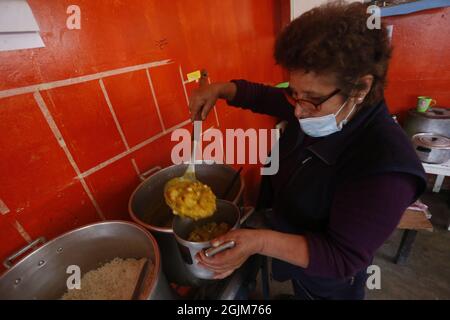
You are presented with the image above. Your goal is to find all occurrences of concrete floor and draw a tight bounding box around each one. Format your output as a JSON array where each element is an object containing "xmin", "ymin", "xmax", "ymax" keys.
[{"xmin": 253, "ymin": 190, "xmax": 450, "ymax": 300}]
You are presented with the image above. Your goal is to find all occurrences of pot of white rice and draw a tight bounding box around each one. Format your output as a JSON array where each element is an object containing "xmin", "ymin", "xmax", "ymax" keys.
[{"xmin": 0, "ymin": 221, "xmax": 175, "ymax": 300}]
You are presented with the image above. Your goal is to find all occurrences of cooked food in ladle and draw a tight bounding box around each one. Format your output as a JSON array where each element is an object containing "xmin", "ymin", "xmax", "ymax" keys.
[{"xmin": 164, "ymin": 179, "xmax": 216, "ymax": 220}]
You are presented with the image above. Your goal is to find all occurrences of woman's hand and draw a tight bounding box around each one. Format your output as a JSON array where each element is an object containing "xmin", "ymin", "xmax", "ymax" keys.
[
  {"xmin": 188, "ymin": 82, "xmax": 237, "ymax": 121},
  {"xmin": 196, "ymin": 229, "xmax": 264, "ymax": 279}
]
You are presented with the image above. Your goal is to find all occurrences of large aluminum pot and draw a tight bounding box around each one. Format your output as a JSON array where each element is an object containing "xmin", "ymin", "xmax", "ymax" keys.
[
  {"xmin": 412, "ymin": 133, "xmax": 450, "ymax": 164},
  {"xmin": 0, "ymin": 221, "xmax": 175, "ymax": 300},
  {"xmin": 128, "ymin": 163, "xmax": 244, "ymax": 286},
  {"xmin": 403, "ymin": 107, "xmax": 450, "ymax": 138}
]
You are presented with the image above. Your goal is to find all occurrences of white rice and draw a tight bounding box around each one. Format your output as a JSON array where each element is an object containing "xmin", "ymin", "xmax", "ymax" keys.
[{"xmin": 61, "ymin": 257, "xmax": 151, "ymax": 300}]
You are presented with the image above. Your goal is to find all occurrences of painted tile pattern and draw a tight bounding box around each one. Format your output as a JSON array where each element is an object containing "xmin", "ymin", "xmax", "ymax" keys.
[{"xmin": 0, "ymin": 0, "xmax": 284, "ymax": 273}]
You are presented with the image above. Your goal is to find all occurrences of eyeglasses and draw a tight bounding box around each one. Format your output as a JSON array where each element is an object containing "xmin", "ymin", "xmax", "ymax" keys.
[{"xmin": 283, "ymin": 87, "xmax": 341, "ymax": 112}]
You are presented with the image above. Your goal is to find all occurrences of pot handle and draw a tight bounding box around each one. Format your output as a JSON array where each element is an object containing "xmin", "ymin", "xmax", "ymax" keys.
[
  {"xmin": 204, "ymin": 240, "xmax": 236, "ymax": 258},
  {"xmin": 203, "ymin": 206, "xmax": 255, "ymax": 258},
  {"xmin": 139, "ymin": 166, "xmax": 162, "ymax": 182},
  {"xmin": 240, "ymin": 206, "xmax": 255, "ymax": 225},
  {"xmin": 3, "ymin": 237, "xmax": 46, "ymax": 269},
  {"xmin": 416, "ymin": 146, "xmax": 432, "ymax": 153}
]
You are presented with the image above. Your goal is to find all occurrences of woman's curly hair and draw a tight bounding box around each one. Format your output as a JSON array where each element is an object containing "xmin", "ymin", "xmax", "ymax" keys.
[{"xmin": 274, "ymin": 1, "xmax": 392, "ymax": 106}]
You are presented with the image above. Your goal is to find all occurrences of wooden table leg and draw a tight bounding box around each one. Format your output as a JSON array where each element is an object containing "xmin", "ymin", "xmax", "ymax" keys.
[
  {"xmin": 432, "ymin": 175, "xmax": 445, "ymax": 193},
  {"xmin": 395, "ymin": 229, "xmax": 418, "ymax": 265}
]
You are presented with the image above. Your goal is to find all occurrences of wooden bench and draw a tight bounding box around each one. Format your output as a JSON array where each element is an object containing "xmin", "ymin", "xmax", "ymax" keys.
[{"xmin": 395, "ymin": 208, "xmax": 433, "ymax": 265}]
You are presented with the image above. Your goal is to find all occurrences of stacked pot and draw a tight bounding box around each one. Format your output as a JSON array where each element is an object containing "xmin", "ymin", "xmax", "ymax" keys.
[
  {"xmin": 128, "ymin": 163, "xmax": 245, "ymax": 286},
  {"xmin": 403, "ymin": 107, "xmax": 450, "ymax": 164}
]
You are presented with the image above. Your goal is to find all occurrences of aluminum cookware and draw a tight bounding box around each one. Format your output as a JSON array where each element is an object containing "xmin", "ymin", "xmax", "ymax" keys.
[
  {"xmin": 0, "ymin": 221, "xmax": 174, "ymax": 300},
  {"xmin": 172, "ymin": 200, "xmax": 253, "ymax": 280},
  {"xmin": 412, "ymin": 133, "xmax": 450, "ymax": 164},
  {"xmin": 128, "ymin": 163, "xmax": 244, "ymax": 285}
]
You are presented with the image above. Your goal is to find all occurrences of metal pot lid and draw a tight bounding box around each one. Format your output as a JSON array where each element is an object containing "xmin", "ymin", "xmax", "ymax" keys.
[{"xmin": 412, "ymin": 133, "xmax": 450, "ymax": 149}]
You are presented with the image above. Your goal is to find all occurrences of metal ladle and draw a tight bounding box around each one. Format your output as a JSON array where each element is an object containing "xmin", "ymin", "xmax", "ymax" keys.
[{"xmin": 164, "ymin": 70, "xmax": 213, "ymax": 216}]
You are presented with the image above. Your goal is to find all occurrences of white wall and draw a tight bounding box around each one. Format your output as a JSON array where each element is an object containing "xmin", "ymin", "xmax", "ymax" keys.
[
  {"xmin": 0, "ymin": 0, "xmax": 44, "ymax": 51},
  {"xmin": 290, "ymin": 0, "xmax": 364, "ymax": 20}
]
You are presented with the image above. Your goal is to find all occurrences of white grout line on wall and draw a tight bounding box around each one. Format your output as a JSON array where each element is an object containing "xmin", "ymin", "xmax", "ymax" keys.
[
  {"xmin": 179, "ymin": 65, "xmax": 190, "ymax": 107},
  {"xmin": 78, "ymin": 180, "xmax": 106, "ymax": 219},
  {"xmin": 165, "ymin": 118, "xmax": 191, "ymax": 134},
  {"xmin": 99, "ymin": 79, "xmax": 130, "ymax": 150},
  {"xmin": 0, "ymin": 199, "xmax": 10, "ymax": 215},
  {"xmin": 14, "ymin": 220, "xmax": 32, "ymax": 243},
  {"xmin": 2, "ymin": 59, "xmax": 194, "ymax": 223},
  {"xmin": 145, "ymin": 68, "xmax": 166, "ymax": 132},
  {"xmin": 79, "ymin": 151, "xmax": 138, "ymax": 180},
  {"xmin": 77, "ymin": 119, "xmax": 191, "ymax": 179},
  {"xmin": 99, "ymin": 79, "xmax": 143, "ymax": 179},
  {"xmin": 33, "ymin": 91, "xmax": 106, "ymax": 220},
  {"xmin": 33, "ymin": 92, "xmax": 67, "ymax": 149},
  {"xmin": 0, "ymin": 59, "xmax": 173, "ymax": 100},
  {"xmin": 1, "ymin": 59, "xmax": 196, "ymax": 224},
  {"xmin": 131, "ymin": 158, "xmax": 141, "ymax": 176}
]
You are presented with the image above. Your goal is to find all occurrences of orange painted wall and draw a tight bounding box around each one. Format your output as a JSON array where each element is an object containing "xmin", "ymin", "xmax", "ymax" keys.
[
  {"xmin": 0, "ymin": 0, "xmax": 285, "ymax": 272},
  {"xmin": 384, "ymin": 7, "xmax": 450, "ymax": 120}
]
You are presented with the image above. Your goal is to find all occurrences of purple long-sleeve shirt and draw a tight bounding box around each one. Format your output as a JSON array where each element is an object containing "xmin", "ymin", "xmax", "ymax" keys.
[{"xmin": 227, "ymin": 79, "xmax": 418, "ymax": 279}]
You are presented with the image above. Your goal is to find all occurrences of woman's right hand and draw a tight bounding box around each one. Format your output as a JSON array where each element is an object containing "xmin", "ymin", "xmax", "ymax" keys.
[{"xmin": 188, "ymin": 82, "xmax": 237, "ymax": 121}]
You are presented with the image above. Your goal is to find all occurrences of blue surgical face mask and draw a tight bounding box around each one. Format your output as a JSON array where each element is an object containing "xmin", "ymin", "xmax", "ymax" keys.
[{"xmin": 298, "ymin": 100, "xmax": 356, "ymax": 137}]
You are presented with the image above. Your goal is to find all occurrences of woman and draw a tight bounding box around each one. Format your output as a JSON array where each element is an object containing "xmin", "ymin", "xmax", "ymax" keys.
[{"xmin": 189, "ymin": 1, "xmax": 426, "ymax": 300}]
